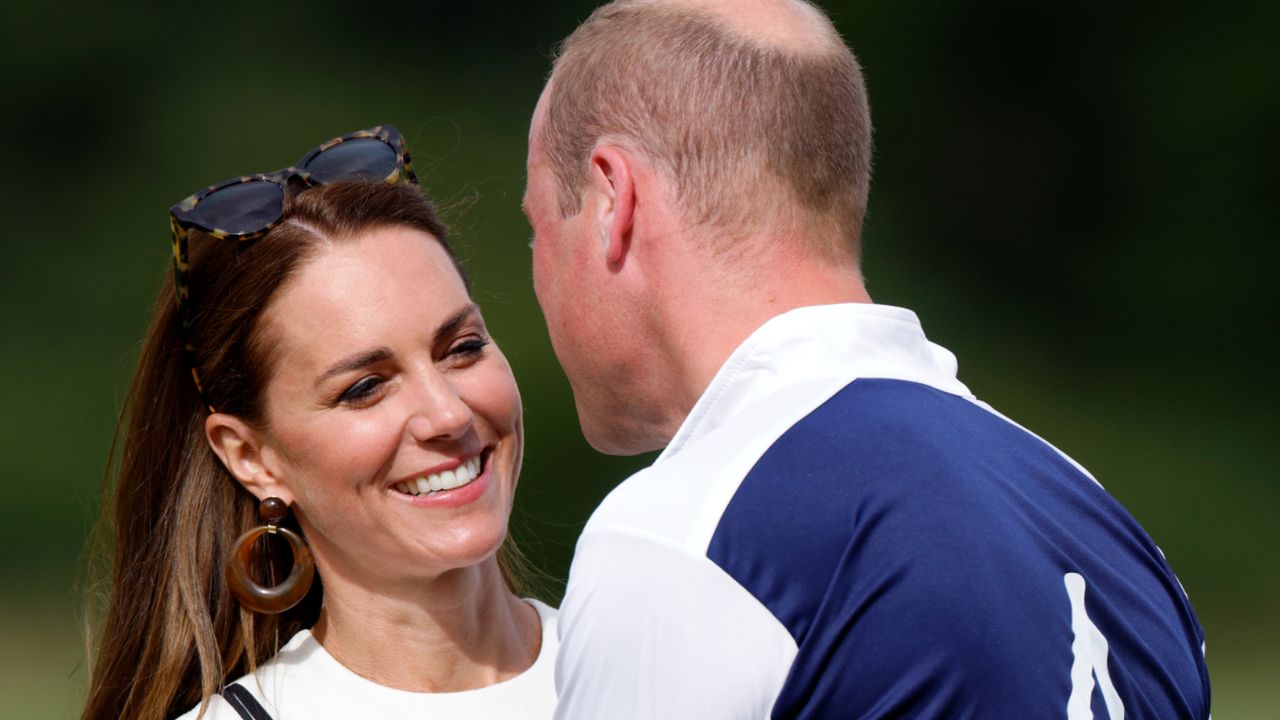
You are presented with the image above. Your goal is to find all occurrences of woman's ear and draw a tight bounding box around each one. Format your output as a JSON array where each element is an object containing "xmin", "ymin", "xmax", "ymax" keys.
[{"xmin": 205, "ymin": 413, "xmax": 294, "ymax": 505}]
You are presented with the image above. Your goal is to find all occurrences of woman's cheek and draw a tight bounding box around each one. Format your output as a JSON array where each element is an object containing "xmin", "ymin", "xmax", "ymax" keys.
[
  {"xmin": 291, "ymin": 412, "xmax": 402, "ymax": 481},
  {"xmin": 475, "ymin": 363, "xmax": 523, "ymax": 427}
]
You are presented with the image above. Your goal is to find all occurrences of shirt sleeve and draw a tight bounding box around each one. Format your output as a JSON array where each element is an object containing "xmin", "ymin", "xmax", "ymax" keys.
[{"xmin": 553, "ymin": 526, "xmax": 797, "ymax": 720}]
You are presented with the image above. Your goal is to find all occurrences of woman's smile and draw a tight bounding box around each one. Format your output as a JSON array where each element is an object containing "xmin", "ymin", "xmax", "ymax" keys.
[
  {"xmin": 389, "ymin": 448, "xmax": 499, "ymax": 510},
  {"xmin": 391, "ymin": 449, "xmax": 485, "ymax": 497}
]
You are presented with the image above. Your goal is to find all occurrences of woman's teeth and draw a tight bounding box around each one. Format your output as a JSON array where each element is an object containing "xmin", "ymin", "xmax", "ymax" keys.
[{"xmin": 395, "ymin": 455, "xmax": 482, "ymax": 496}]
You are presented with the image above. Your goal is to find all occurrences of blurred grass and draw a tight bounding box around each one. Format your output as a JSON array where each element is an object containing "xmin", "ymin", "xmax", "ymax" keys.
[
  {"xmin": 1, "ymin": 597, "xmax": 87, "ymax": 719},
  {"xmin": 2, "ymin": 0, "xmax": 1276, "ymax": 717}
]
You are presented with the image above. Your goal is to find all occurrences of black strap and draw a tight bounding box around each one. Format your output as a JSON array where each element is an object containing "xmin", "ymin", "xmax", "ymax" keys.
[{"xmin": 222, "ymin": 683, "xmax": 275, "ymax": 720}]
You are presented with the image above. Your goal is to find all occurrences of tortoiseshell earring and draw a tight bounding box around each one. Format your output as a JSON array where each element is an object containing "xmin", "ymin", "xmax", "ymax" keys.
[{"xmin": 226, "ymin": 497, "xmax": 315, "ymax": 614}]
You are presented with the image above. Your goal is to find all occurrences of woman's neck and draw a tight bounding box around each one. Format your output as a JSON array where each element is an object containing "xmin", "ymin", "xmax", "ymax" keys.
[{"xmin": 309, "ymin": 561, "xmax": 540, "ymax": 692}]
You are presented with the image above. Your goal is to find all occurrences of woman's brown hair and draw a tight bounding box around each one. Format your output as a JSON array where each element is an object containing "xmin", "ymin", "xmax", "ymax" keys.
[{"xmin": 81, "ymin": 181, "xmax": 529, "ymax": 719}]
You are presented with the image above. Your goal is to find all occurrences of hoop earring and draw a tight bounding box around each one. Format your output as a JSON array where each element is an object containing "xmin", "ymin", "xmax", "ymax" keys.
[{"xmin": 225, "ymin": 497, "xmax": 315, "ymax": 614}]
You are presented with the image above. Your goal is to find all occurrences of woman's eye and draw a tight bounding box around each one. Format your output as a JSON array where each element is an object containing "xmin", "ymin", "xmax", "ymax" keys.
[
  {"xmin": 339, "ymin": 376, "xmax": 384, "ymax": 404},
  {"xmin": 449, "ymin": 337, "xmax": 490, "ymax": 359}
]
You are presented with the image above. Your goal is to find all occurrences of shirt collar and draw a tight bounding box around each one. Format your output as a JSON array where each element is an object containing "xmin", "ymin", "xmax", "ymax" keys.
[{"xmin": 658, "ymin": 303, "xmax": 972, "ymax": 461}]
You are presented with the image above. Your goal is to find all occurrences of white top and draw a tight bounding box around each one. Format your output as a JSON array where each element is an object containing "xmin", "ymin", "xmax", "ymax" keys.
[
  {"xmin": 553, "ymin": 303, "xmax": 1209, "ymax": 719},
  {"xmin": 180, "ymin": 599, "xmax": 557, "ymax": 720}
]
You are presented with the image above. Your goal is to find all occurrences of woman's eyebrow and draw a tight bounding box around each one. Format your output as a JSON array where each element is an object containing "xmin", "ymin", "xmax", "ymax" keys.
[
  {"xmin": 435, "ymin": 303, "xmax": 481, "ymax": 344},
  {"xmin": 317, "ymin": 347, "xmax": 393, "ymax": 386},
  {"xmin": 314, "ymin": 304, "xmax": 480, "ymax": 387}
]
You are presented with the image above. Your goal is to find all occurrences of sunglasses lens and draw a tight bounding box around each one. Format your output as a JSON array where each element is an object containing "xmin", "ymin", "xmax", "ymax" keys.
[
  {"xmin": 190, "ymin": 181, "xmax": 284, "ymax": 234},
  {"xmin": 305, "ymin": 138, "xmax": 399, "ymax": 183}
]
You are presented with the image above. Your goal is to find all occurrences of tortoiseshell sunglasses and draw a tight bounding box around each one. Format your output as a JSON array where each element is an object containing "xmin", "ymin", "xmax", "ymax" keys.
[{"xmin": 169, "ymin": 124, "xmax": 418, "ymax": 398}]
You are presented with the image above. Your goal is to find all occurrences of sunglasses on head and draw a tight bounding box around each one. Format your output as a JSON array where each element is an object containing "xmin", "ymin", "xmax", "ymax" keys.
[{"xmin": 169, "ymin": 124, "xmax": 417, "ymax": 398}]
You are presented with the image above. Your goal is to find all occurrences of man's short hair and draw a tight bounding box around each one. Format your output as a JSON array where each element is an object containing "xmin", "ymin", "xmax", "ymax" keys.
[{"xmin": 543, "ymin": 0, "xmax": 873, "ymax": 260}]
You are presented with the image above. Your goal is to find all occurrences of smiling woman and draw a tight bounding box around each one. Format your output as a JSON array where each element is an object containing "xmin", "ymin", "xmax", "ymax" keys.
[{"xmin": 80, "ymin": 131, "xmax": 555, "ymax": 720}]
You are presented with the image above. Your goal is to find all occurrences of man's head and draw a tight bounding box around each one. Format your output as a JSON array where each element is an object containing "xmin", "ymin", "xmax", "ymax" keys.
[
  {"xmin": 540, "ymin": 0, "xmax": 872, "ymax": 259},
  {"xmin": 526, "ymin": 0, "xmax": 874, "ymax": 454}
]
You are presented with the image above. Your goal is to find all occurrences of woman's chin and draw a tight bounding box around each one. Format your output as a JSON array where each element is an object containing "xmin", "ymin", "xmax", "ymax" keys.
[{"xmin": 399, "ymin": 527, "xmax": 510, "ymax": 581}]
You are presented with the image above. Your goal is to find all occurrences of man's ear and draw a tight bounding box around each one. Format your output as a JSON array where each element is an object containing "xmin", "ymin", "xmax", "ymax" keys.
[
  {"xmin": 587, "ymin": 144, "xmax": 636, "ymax": 267},
  {"xmin": 205, "ymin": 412, "xmax": 294, "ymax": 505}
]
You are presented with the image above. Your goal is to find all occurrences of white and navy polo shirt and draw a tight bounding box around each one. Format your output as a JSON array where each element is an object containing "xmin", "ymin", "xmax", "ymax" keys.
[{"xmin": 554, "ymin": 304, "xmax": 1208, "ymax": 719}]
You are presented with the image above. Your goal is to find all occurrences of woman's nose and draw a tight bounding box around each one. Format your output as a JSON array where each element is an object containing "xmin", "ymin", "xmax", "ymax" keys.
[{"xmin": 406, "ymin": 373, "xmax": 474, "ymax": 442}]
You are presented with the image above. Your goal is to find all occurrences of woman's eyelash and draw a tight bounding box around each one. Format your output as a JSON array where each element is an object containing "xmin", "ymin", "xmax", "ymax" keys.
[
  {"xmin": 339, "ymin": 376, "xmax": 383, "ymax": 403},
  {"xmin": 451, "ymin": 337, "xmax": 490, "ymax": 356}
]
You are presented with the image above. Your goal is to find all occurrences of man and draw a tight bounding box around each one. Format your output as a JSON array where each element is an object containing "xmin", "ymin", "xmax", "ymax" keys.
[{"xmin": 523, "ymin": 0, "xmax": 1210, "ymax": 717}]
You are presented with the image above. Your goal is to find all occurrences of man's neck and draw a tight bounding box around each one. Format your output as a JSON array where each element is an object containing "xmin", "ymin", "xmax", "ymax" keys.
[{"xmin": 649, "ymin": 244, "xmax": 872, "ymax": 444}]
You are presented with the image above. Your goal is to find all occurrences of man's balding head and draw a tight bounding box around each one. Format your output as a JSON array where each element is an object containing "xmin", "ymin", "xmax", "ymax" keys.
[
  {"xmin": 657, "ymin": 0, "xmax": 842, "ymax": 51},
  {"xmin": 541, "ymin": 0, "xmax": 873, "ymax": 261}
]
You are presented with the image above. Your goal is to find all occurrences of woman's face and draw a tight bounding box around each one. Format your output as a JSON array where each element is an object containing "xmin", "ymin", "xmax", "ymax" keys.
[{"xmin": 253, "ymin": 224, "xmax": 523, "ymax": 586}]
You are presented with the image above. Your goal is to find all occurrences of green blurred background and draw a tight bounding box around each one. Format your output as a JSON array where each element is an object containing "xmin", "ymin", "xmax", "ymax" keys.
[{"xmin": 1, "ymin": 0, "xmax": 1275, "ymax": 717}]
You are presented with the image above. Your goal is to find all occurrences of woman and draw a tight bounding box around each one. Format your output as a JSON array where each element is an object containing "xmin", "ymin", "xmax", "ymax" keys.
[{"xmin": 81, "ymin": 126, "xmax": 555, "ymax": 720}]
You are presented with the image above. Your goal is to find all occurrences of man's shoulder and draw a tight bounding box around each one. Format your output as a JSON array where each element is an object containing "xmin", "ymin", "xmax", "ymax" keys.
[
  {"xmin": 583, "ymin": 374, "xmax": 997, "ymax": 553},
  {"xmin": 583, "ymin": 374, "xmax": 858, "ymax": 555}
]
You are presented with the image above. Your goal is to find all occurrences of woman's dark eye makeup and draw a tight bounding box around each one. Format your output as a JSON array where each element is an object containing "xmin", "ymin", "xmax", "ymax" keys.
[
  {"xmin": 339, "ymin": 376, "xmax": 384, "ymax": 403},
  {"xmin": 334, "ymin": 331, "xmax": 490, "ymax": 405},
  {"xmin": 449, "ymin": 336, "xmax": 490, "ymax": 358}
]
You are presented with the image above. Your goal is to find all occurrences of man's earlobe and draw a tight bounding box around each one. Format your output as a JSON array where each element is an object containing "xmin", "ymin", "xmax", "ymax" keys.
[{"xmin": 205, "ymin": 412, "xmax": 294, "ymax": 504}]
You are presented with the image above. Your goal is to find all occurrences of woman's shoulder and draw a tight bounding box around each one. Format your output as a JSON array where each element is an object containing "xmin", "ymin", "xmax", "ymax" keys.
[
  {"xmin": 527, "ymin": 597, "xmax": 560, "ymax": 665},
  {"xmin": 172, "ymin": 694, "xmax": 241, "ymax": 720},
  {"xmin": 526, "ymin": 597, "xmax": 560, "ymax": 670},
  {"xmin": 529, "ymin": 597, "xmax": 558, "ymax": 626},
  {"xmin": 171, "ymin": 629, "xmax": 318, "ymax": 720}
]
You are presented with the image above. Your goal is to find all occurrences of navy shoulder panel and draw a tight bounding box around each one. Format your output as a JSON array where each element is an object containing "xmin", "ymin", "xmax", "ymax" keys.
[{"xmin": 707, "ymin": 379, "xmax": 1208, "ymax": 719}]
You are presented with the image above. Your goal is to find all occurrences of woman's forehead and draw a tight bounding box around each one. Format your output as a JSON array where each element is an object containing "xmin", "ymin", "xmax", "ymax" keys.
[{"xmin": 262, "ymin": 226, "xmax": 468, "ymax": 371}]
